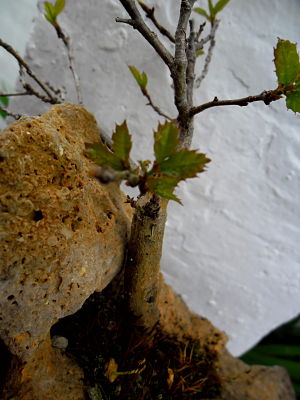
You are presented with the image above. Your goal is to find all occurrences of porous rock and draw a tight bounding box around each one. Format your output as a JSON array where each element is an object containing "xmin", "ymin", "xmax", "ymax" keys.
[
  {"xmin": 0, "ymin": 104, "xmax": 131, "ymax": 371},
  {"xmin": 158, "ymin": 279, "xmax": 296, "ymax": 400}
]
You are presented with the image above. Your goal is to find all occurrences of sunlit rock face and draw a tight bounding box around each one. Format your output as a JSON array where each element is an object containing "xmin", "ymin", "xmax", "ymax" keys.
[{"xmin": 0, "ymin": 103, "xmax": 131, "ymax": 360}]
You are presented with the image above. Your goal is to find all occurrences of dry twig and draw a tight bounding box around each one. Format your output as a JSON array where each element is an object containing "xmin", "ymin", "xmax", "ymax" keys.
[
  {"xmin": 189, "ymin": 90, "xmax": 282, "ymax": 116},
  {"xmin": 0, "ymin": 38, "xmax": 62, "ymax": 104},
  {"xmin": 195, "ymin": 21, "xmax": 219, "ymax": 88},
  {"xmin": 52, "ymin": 24, "xmax": 83, "ymax": 105},
  {"xmin": 138, "ymin": 1, "xmax": 175, "ymax": 43}
]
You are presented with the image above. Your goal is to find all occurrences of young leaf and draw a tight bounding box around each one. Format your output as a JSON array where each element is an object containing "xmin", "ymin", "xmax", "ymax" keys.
[
  {"xmin": 0, "ymin": 96, "xmax": 9, "ymax": 119},
  {"xmin": 159, "ymin": 149, "xmax": 210, "ymax": 180},
  {"xmin": 274, "ymin": 39, "xmax": 300, "ymax": 86},
  {"xmin": 54, "ymin": 0, "xmax": 65, "ymax": 15},
  {"xmin": 128, "ymin": 66, "xmax": 148, "ymax": 90},
  {"xmin": 194, "ymin": 7, "xmax": 210, "ymax": 20},
  {"xmin": 44, "ymin": 2, "xmax": 57, "ymax": 25},
  {"xmin": 112, "ymin": 121, "xmax": 132, "ymax": 167},
  {"xmin": 286, "ymin": 81, "xmax": 300, "ymax": 113},
  {"xmin": 213, "ymin": 0, "xmax": 231, "ymax": 14},
  {"xmin": 154, "ymin": 121, "xmax": 179, "ymax": 164},
  {"xmin": 208, "ymin": 0, "xmax": 215, "ymax": 19},
  {"xmin": 85, "ymin": 142, "xmax": 124, "ymax": 171},
  {"xmin": 147, "ymin": 176, "xmax": 182, "ymax": 203}
]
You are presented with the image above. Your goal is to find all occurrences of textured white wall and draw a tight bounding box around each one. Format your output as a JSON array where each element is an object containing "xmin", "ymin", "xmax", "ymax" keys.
[
  {"xmin": 0, "ymin": 0, "xmax": 39, "ymax": 128},
  {"xmin": 2, "ymin": 0, "xmax": 300, "ymax": 355}
]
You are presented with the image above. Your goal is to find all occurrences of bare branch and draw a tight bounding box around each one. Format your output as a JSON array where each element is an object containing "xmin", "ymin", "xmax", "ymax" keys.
[
  {"xmin": 190, "ymin": 90, "xmax": 282, "ymax": 117},
  {"xmin": 0, "ymin": 92, "xmax": 29, "ymax": 97},
  {"xmin": 142, "ymin": 89, "xmax": 173, "ymax": 120},
  {"xmin": 0, "ymin": 105, "xmax": 21, "ymax": 120},
  {"xmin": 196, "ymin": 21, "xmax": 206, "ymax": 42},
  {"xmin": 186, "ymin": 19, "xmax": 197, "ymax": 107},
  {"xmin": 91, "ymin": 166, "xmax": 139, "ymax": 186},
  {"xmin": 195, "ymin": 21, "xmax": 219, "ymax": 88},
  {"xmin": 172, "ymin": 0, "xmax": 197, "ymax": 147},
  {"xmin": 0, "ymin": 38, "xmax": 61, "ymax": 103},
  {"xmin": 53, "ymin": 24, "xmax": 83, "ymax": 105},
  {"xmin": 138, "ymin": 1, "xmax": 175, "ymax": 43},
  {"xmin": 116, "ymin": 0, "xmax": 174, "ymax": 69},
  {"xmin": 18, "ymin": 67, "xmax": 60, "ymax": 104}
]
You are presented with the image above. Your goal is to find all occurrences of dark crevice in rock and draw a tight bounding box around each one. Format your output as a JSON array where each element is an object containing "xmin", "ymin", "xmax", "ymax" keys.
[{"xmin": 0, "ymin": 339, "xmax": 12, "ymax": 394}]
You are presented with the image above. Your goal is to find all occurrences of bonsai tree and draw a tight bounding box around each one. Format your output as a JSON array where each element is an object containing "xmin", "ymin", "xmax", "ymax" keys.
[{"xmin": 0, "ymin": 0, "xmax": 299, "ymax": 395}]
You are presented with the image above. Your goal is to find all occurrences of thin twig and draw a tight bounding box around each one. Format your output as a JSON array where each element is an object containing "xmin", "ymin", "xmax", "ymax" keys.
[
  {"xmin": 189, "ymin": 90, "xmax": 282, "ymax": 117},
  {"xmin": 0, "ymin": 92, "xmax": 29, "ymax": 97},
  {"xmin": 0, "ymin": 105, "xmax": 21, "ymax": 120},
  {"xmin": 0, "ymin": 38, "xmax": 61, "ymax": 103},
  {"xmin": 195, "ymin": 21, "xmax": 219, "ymax": 88},
  {"xmin": 54, "ymin": 24, "xmax": 83, "ymax": 105},
  {"xmin": 138, "ymin": 1, "xmax": 175, "ymax": 43},
  {"xmin": 196, "ymin": 22, "xmax": 206, "ymax": 42},
  {"xmin": 186, "ymin": 19, "xmax": 197, "ymax": 107},
  {"xmin": 143, "ymin": 89, "xmax": 173, "ymax": 121},
  {"xmin": 116, "ymin": 0, "xmax": 174, "ymax": 69},
  {"xmin": 18, "ymin": 66, "xmax": 59, "ymax": 104},
  {"xmin": 91, "ymin": 165, "xmax": 139, "ymax": 186}
]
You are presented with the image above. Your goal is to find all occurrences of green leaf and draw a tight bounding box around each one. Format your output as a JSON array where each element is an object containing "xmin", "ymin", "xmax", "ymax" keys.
[
  {"xmin": 154, "ymin": 121, "xmax": 179, "ymax": 164},
  {"xmin": 44, "ymin": 2, "xmax": 57, "ymax": 25},
  {"xmin": 111, "ymin": 121, "xmax": 132, "ymax": 167},
  {"xmin": 213, "ymin": 0, "xmax": 231, "ymax": 14},
  {"xmin": 274, "ymin": 39, "xmax": 300, "ymax": 86},
  {"xmin": 159, "ymin": 149, "xmax": 210, "ymax": 180},
  {"xmin": 0, "ymin": 96, "xmax": 9, "ymax": 119},
  {"xmin": 253, "ymin": 344, "xmax": 300, "ymax": 358},
  {"xmin": 193, "ymin": 7, "xmax": 210, "ymax": 20},
  {"xmin": 208, "ymin": 0, "xmax": 215, "ymax": 18},
  {"xmin": 147, "ymin": 176, "xmax": 182, "ymax": 203},
  {"xmin": 241, "ymin": 351, "xmax": 300, "ymax": 382},
  {"xmin": 286, "ymin": 80, "xmax": 300, "ymax": 112},
  {"xmin": 85, "ymin": 142, "xmax": 124, "ymax": 171},
  {"xmin": 197, "ymin": 49, "xmax": 205, "ymax": 56},
  {"xmin": 54, "ymin": 0, "xmax": 65, "ymax": 15},
  {"xmin": 128, "ymin": 66, "xmax": 148, "ymax": 90}
]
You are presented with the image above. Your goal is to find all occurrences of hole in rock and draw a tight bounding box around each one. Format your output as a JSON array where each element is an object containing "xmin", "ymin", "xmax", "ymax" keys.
[
  {"xmin": 50, "ymin": 274, "xmax": 126, "ymax": 393},
  {"xmin": 7, "ymin": 295, "xmax": 14, "ymax": 301},
  {"xmin": 33, "ymin": 210, "xmax": 43, "ymax": 221},
  {"xmin": 0, "ymin": 338, "xmax": 13, "ymax": 394},
  {"xmin": 95, "ymin": 224, "xmax": 103, "ymax": 233}
]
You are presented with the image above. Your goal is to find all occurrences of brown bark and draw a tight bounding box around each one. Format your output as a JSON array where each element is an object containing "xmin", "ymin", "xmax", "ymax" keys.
[{"xmin": 124, "ymin": 193, "xmax": 168, "ymax": 331}]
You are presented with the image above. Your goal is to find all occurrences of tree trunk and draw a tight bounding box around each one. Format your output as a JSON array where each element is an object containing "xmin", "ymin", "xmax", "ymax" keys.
[{"xmin": 124, "ymin": 192, "xmax": 168, "ymax": 333}]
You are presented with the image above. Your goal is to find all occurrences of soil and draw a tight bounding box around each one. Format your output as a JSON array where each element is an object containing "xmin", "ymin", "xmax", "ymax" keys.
[{"xmin": 51, "ymin": 273, "xmax": 223, "ymax": 399}]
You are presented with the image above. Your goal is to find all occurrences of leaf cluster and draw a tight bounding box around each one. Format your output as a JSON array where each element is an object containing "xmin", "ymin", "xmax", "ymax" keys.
[
  {"xmin": 194, "ymin": 0, "xmax": 231, "ymax": 24},
  {"xmin": 86, "ymin": 121, "xmax": 210, "ymax": 204},
  {"xmin": 274, "ymin": 39, "xmax": 300, "ymax": 113},
  {"xmin": 44, "ymin": 0, "xmax": 65, "ymax": 27}
]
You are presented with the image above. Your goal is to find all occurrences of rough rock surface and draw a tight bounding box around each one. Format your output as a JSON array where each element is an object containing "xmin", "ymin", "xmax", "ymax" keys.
[
  {"xmin": 0, "ymin": 104, "xmax": 131, "ymax": 397},
  {"xmin": 158, "ymin": 279, "xmax": 296, "ymax": 400}
]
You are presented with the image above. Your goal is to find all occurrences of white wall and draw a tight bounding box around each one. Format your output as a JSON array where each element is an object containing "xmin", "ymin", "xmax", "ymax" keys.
[
  {"xmin": 0, "ymin": 0, "xmax": 39, "ymax": 128},
  {"xmin": 1, "ymin": 0, "xmax": 300, "ymax": 356}
]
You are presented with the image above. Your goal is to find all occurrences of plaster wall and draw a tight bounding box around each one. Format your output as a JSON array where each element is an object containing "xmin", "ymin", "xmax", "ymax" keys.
[{"xmin": 1, "ymin": 0, "xmax": 300, "ymax": 355}]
